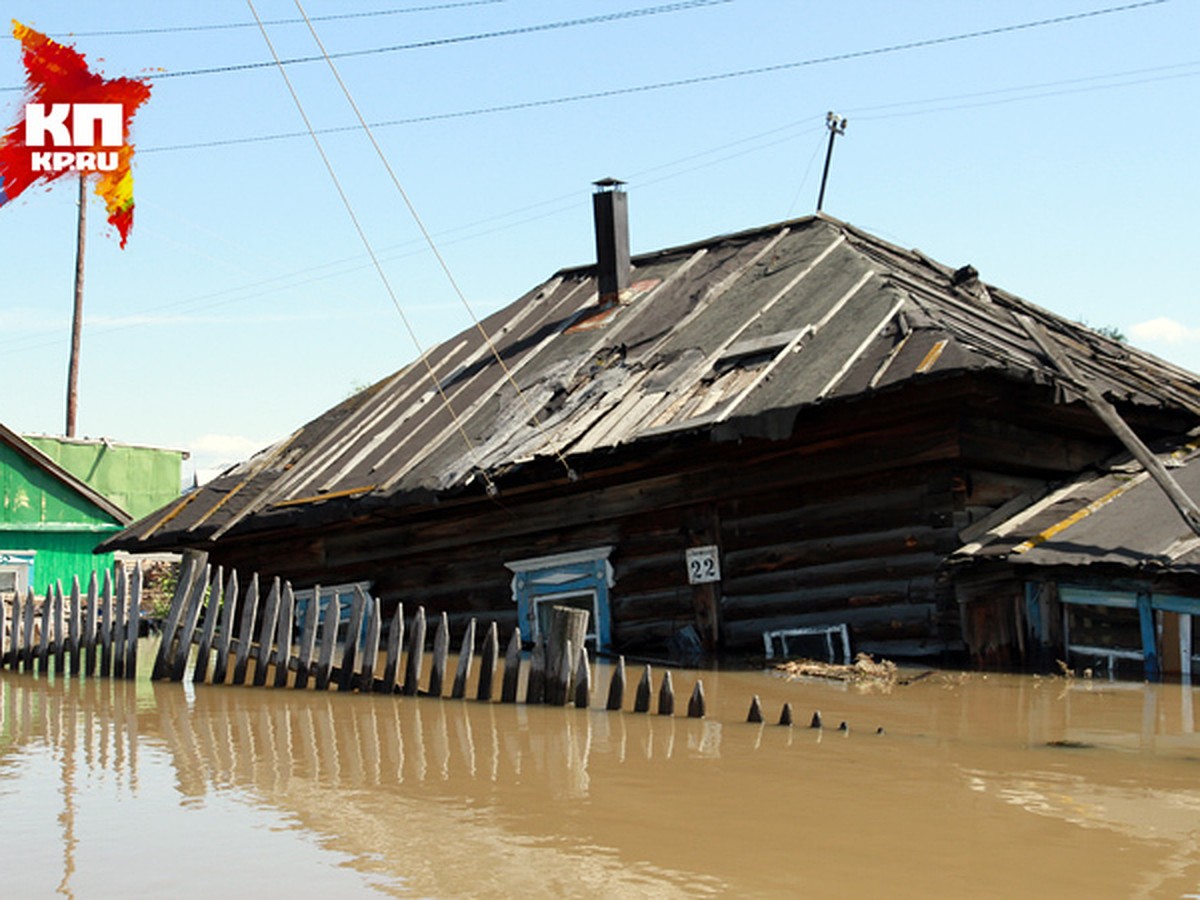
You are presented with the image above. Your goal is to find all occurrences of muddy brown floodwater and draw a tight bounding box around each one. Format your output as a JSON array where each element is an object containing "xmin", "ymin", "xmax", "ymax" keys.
[{"xmin": 1, "ymin": 643, "xmax": 1198, "ymax": 898}]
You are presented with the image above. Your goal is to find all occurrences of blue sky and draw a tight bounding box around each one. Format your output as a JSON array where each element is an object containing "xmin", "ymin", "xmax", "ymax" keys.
[{"xmin": 1, "ymin": 0, "xmax": 1197, "ymax": 482}]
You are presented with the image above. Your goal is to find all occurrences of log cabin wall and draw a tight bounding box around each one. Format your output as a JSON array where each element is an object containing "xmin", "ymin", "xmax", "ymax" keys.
[{"xmin": 202, "ymin": 376, "xmax": 1150, "ymax": 663}]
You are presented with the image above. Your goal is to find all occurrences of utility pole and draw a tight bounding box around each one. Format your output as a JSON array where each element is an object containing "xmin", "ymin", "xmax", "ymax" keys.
[
  {"xmin": 65, "ymin": 173, "xmax": 87, "ymax": 438},
  {"xmin": 816, "ymin": 111, "xmax": 847, "ymax": 213}
]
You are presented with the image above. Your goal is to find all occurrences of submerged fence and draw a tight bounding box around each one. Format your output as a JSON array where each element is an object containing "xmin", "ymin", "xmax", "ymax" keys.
[
  {"xmin": 153, "ymin": 559, "xmax": 714, "ymax": 718},
  {"xmin": 0, "ymin": 566, "xmax": 141, "ymax": 679}
]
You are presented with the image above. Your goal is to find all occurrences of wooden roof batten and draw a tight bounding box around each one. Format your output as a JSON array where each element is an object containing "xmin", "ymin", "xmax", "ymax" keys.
[{"xmin": 100, "ymin": 212, "xmax": 1200, "ymax": 551}]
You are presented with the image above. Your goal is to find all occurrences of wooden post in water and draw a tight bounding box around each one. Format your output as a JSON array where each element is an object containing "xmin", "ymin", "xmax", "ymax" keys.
[
  {"xmin": 171, "ymin": 566, "xmax": 209, "ymax": 682},
  {"xmin": 273, "ymin": 581, "xmax": 296, "ymax": 688},
  {"xmin": 210, "ymin": 570, "xmax": 239, "ymax": 686},
  {"xmin": 428, "ymin": 611, "xmax": 449, "ymax": 698},
  {"xmin": 778, "ymin": 702, "xmax": 794, "ymax": 726},
  {"xmin": 402, "ymin": 606, "xmax": 426, "ymax": 696},
  {"xmin": 99, "ymin": 570, "xmax": 116, "ymax": 678},
  {"xmin": 633, "ymin": 665, "xmax": 652, "ymax": 713},
  {"xmin": 747, "ymin": 695, "xmax": 764, "ymax": 723},
  {"xmin": 477, "ymin": 621, "xmax": 498, "ymax": 702},
  {"xmin": 152, "ymin": 552, "xmax": 202, "ymax": 680},
  {"xmin": 314, "ymin": 589, "xmax": 339, "ymax": 691},
  {"xmin": 292, "ymin": 580, "xmax": 318, "ymax": 690},
  {"xmin": 658, "ymin": 670, "xmax": 675, "ymax": 716},
  {"xmin": 193, "ymin": 565, "xmax": 223, "ymax": 684},
  {"xmin": 606, "ymin": 655, "xmax": 626, "ymax": 711},
  {"xmin": 687, "ymin": 680, "xmax": 706, "ymax": 718},
  {"xmin": 378, "ymin": 604, "xmax": 403, "ymax": 695},
  {"xmin": 4, "ymin": 591, "xmax": 18, "ymax": 668},
  {"xmin": 67, "ymin": 577, "xmax": 82, "ymax": 676},
  {"xmin": 337, "ymin": 585, "xmax": 368, "ymax": 692},
  {"xmin": 231, "ymin": 574, "xmax": 259, "ymax": 686},
  {"xmin": 83, "ymin": 572, "xmax": 99, "ymax": 677},
  {"xmin": 51, "ymin": 582, "xmax": 66, "ymax": 674},
  {"xmin": 22, "ymin": 587, "xmax": 38, "ymax": 673},
  {"xmin": 125, "ymin": 562, "xmax": 141, "ymax": 678},
  {"xmin": 112, "ymin": 569, "xmax": 128, "ymax": 678},
  {"xmin": 451, "ymin": 618, "xmax": 476, "ymax": 700},
  {"xmin": 500, "ymin": 627, "xmax": 521, "ymax": 703},
  {"xmin": 545, "ymin": 606, "xmax": 588, "ymax": 705},
  {"xmin": 526, "ymin": 638, "xmax": 546, "ymax": 704},
  {"xmin": 14, "ymin": 589, "xmax": 30, "ymax": 670},
  {"xmin": 251, "ymin": 577, "xmax": 281, "ymax": 687},
  {"xmin": 37, "ymin": 587, "xmax": 53, "ymax": 675},
  {"xmin": 359, "ymin": 596, "xmax": 382, "ymax": 693},
  {"xmin": 573, "ymin": 645, "xmax": 591, "ymax": 709}
]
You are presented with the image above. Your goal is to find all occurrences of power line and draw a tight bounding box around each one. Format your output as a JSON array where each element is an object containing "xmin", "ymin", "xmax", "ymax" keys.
[
  {"xmin": 136, "ymin": 0, "xmax": 1175, "ymax": 155},
  {"xmin": 1, "ymin": 1, "xmax": 507, "ymax": 39}
]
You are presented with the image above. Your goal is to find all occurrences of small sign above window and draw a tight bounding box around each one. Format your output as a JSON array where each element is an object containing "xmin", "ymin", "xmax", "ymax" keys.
[{"xmin": 686, "ymin": 545, "xmax": 721, "ymax": 585}]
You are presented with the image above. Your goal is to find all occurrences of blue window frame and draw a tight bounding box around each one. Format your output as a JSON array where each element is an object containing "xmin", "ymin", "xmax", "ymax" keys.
[
  {"xmin": 293, "ymin": 582, "xmax": 373, "ymax": 644},
  {"xmin": 506, "ymin": 547, "xmax": 614, "ymax": 653}
]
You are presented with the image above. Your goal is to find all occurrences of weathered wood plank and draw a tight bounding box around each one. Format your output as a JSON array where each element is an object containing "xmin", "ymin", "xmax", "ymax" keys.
[
  {"xmin": 526, "ymin": 638, "xmax": 545, "ymax": 704},
  {"xmin": 126, "ymin": 563, "xmax": 142, "ymax": 679},
  {"xmin": 66, "ymin": 576, "xmax": 83, "ymax": 676},
  {"xmin": 687, "ymin": 680, "xmax": 706, "ymax": 718},
  {"xmin": 573, "ymin": 645, "xmax": 590, "ymax": 709},
  {"xmin": 251, "ymin": 577, "xmax": 281, "ymax": 688},
  {"xmin": 20, "ymin": 587, "xmax": 36, "ymax": 672},
  {"xmin": 633, "ymin": 665, "xmax": 652, "ymax": 713},
  {"xmin": 292, "ymin": 578, "xmax": 318, "ymax": 690},
  {"xmin": 378, "ymin": 603, "xmax": 403, "ymax": 695},
  {"xmin": 337, "ymin": 585, "xmax": 368, "ymax": 692},
  {"xmin": 111, "ymin": 568, "xmax": 127, "ymax": 679},
  {"xmin": 500, "ymin": 627, "xmax": 521, "ymax": 703},
  {"xmin": 546, "ymin": 606, "xmax": 588, "ymax": 706},
  {"xmin": 477, "ymin": 621, "xmax": 498, "ymax": 702},
  {"xmin": 37, "ymin": 587, "xmax": 53, "ymax": 676},
  {"xmin": 402, "ymin": 606, "xmax": 426, "ymax": 697},
  {"xmin": 170, "ymin": 566, "xmax": 209, "ymax": 682},
  {"xmin": 151, "ymin": 553, "xmax": 200, "ymax": 681},
  {"xmin": 451, "ymin": 618, "xmax": 476, "ymax": 700},
  {"xmin": 210, "ymin": 569, "xmax": 239, "ymax": 686},
  {"xmin": 231, "ymin": 574, "xmax": 259, "ymax": 686},
  {"xmin": 658, "ymin": 670, "xmax": 675, "ymax": 716},
  {"xmin": 274, "ymin": 581, "xmax": 296, "ymax": 688},
  {"xmin": 605, "ymin": 655, "xmax": 626, "ymax": 711},
  {"xmin": 193, "ymin": 566, "xmax": 223, "ymax": 685},
  {"xmin": 358, "ymin": 596, "xmax": 382, "ymax": 693},
  {"xmin": 83, "ymin": 572, "xmax": 99, "ymax": 678},
  {"xmin": 99, "ymin": 571, "xmax": 116, "ymax": 678},
  {"xmin": 428, "ymin": 611, "xmax": 450, "ymax": 698},
  {"xmin": 51, "ymin": 582, "xmax": 66, "ymax": 675},
  {"xmin": 313, "ymin": 587, "xmax": 339, "ymax": 691}
]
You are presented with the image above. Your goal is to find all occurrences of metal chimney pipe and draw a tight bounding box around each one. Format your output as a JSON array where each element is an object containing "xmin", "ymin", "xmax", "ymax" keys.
[{"xmin": 592, "ymin": 178, "xmax": 630, "ymax": 307}]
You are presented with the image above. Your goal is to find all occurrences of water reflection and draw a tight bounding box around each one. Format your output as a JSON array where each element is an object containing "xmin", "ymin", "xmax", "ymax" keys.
[{"xmin": 1, "ymin": 661, "xmax": 1200, "ymax": 897}]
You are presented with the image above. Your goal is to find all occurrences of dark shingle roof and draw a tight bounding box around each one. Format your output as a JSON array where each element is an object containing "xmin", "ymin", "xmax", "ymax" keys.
[{"xmin": 105, "ymin": 214, "xmax": 1200, "ymax": 550}]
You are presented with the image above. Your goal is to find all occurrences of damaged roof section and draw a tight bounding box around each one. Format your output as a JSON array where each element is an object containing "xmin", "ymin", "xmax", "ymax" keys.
[
  {"xmin": 106, "ymin": 214, "xmax": 1200, "ymax": 550},
  {"xmin": 955, "ymin": 436, "xmax": 1200, "ymax": 574}
]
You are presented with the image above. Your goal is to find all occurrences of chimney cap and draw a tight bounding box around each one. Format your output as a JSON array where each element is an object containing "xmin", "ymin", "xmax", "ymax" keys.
[{"xmin": 593, "ymin": 177, "xmax": 625, "ymax": 192}]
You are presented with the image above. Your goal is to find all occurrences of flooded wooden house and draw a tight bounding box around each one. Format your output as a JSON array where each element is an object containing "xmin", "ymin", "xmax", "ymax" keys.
[{"xmin": 102, "ymin": 183, "xmax": 1200, "ymax": 668}]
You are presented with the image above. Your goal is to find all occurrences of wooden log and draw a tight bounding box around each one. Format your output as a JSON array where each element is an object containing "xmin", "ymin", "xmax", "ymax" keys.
[
  {"xmin": 605, "ymin": 655, "xmax": 626, "ymax": 711},
  {"xmin": 526, "ymin": 638, "xmax": 546, "ymax": 705},
  {"xmin": 778, "ymin": 702, "xmax": 794, "ymax": 726},
  {"xmin": 170, "ymin": 566, "xmax": 209, "ymax": 682},
  {"xmin": 337, "ymin": 585, "xmax": 368, "ymax": 692},
  {"xmin": 428, "ymin": 611, "xmax": 450, "ymax": 698},
  {"xmin": 573, "ymin": 645, "xmax": 591, "ymax": 709},
  {"xmin": 111, "ymin": 568, "xmax": 126, "ymax": 679},
  {"xmin": 687, "ymin": 680, "xmax": 706, "ymax": 718},
  {"xmin": 210, "ymin": 569, "xmax": 239, "ymax": 686},
  {"xmin": 658, "ymin": 670, "xmax": 675, "ymax": 716},
  {"xmin": 125, "ymin": 563, "xmax": 142, "ymax": 679},
  {"xmin": 313, "ymin": 587, "xmax": 339, "ymax": 691},
  {"xmin": 51, "ymin": 582, "xmax": 66, "ymax": 675},
  {"xmin": 451, "ymin": 618, "xmax": 476, "ymax": 700},
  {"xmin": 292, "ymin": 579, "xmax": 319, "ymax": 690},
  {"xmin": 251, "ymin": 577, "xmax": 281, "ymax": 688},
  {"xmin": 20, "ymin": 588, "xmax": 36, "ymax": 673},
  {"xmin": 37, "ymin": 587, "xmax": 53, "ymax": 676},
  {"xmin": 358, "ymin": 595, "xmax": 382, "ymax": 693},
  {"xmin": 99, "ymin": 571, "xmax": 115, "ymax": 678},
  {"xmin": 378, "ymin": 603, "xmax": 403, "ymax": 695},
  {"xmin": 402, "ymin": 606, "xmax": 426, "ymax": 697},
  {"xmin": 193, "ymin": 566, "xmax": 224, "ymax": 685},
  {"xmin": 633, "ymin": 665, "xmax": 652, "ymax": 713},
  {"xmin": 477, "ymin": 621, "xmax": 498, "ymax": 702},
  {"xmin": 83, "ymin": 572, "xmax": 99, "ymax": 678},
  {"xmin": 500, "ymin": 627, "xmax": 521, "ymax": 703},
  {"xmin": 747, "ymin": 695, "xmax": 763, "ymax": 723},
  {"xmin": 274, "ymin": 581, "xmax": 296, "ymax": 688},
  {"xmin": 151, "ymin": 553, "xmax": 200, "ymax": 681},
  {"xmin": 546, "ymin": 606, "xmax": 588, "ymax": 706},
  {"xmin": 231, "ymin": 574, "xmax": 259, "ymax": 686}
]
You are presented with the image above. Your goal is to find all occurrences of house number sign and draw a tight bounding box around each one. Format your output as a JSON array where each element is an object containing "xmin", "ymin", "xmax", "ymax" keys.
[{"xmin": 686, "ymin": 545, "xmax": 721, "ymax": 584}]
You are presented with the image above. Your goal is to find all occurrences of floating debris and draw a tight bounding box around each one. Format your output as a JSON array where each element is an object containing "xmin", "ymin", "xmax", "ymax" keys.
[{"xmin": 777, "ymin": 652, "xmax": 899, "ymax": 687}]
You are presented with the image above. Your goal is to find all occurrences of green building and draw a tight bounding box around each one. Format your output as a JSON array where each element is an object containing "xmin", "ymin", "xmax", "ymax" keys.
[{"xmin": 0, "ymin": 423, "xmax": 186, "ymax": 597}]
